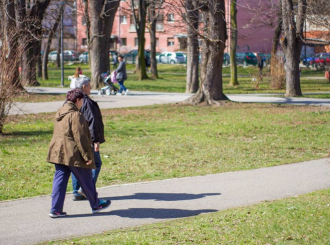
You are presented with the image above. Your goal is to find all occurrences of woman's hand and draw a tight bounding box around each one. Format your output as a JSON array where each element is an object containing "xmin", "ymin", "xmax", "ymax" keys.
[
  {"xmin": 86, "ymin": 160, "xmax": 92, "ymax": 165},
  {"xmin": 94, "ymin": 142, "xmax": 100, "ymax": 152}
]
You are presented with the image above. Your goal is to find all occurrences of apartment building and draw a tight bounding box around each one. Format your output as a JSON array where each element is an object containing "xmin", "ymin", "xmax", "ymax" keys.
[{"xmin": 75, "ymin": 0, "xmax": 274, "ymax": 54}]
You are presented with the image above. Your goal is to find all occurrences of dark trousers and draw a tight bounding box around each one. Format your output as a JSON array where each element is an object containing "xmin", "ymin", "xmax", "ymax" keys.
[
  {"xmin": 71, "ymin": 151, "xmax": 102, "ymax": 196},
  {"xmin": 51, "ymin": 164, "xmax": 100, "ymax": 213}
]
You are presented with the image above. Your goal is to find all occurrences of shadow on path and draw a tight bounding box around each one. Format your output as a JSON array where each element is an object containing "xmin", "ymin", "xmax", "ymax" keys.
[
  {"xmin": 65, "ymin": 208, "xmax": 218, "ymax": 219},
  {"xmin": 104, "ymin": 192, "xmax": 221, "ymax": 202}
]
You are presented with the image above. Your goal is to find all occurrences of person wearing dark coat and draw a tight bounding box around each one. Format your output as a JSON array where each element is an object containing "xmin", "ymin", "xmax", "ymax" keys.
[
  {"xmin": 116, "ymin": 54, "xmax": 129, "ymax": 96},
  {"xmin": 71, "ymin": 77, "xmax": 106, "ymax": 201},
  {"xmin": 47, "ymin": 89, "xmax": 111, "ymax": 218}
]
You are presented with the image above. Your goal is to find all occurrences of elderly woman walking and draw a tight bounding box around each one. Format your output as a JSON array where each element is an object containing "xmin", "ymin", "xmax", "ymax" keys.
[{"xmin": 47, "ymin": 89, "xmax": 111, "ymax": 218}]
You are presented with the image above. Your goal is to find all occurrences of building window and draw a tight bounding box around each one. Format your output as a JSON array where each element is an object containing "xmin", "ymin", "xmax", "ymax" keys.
[
  {"xmin": 120, "ymin": 15, "xmax": 127, "ymax": 24},
  {"xmin": 156, "ymin": 38, "xmax": 159, "ymax": 47},
  {"xmin": 135, "ymin": 38, "xmax": 139, "ymax": 46},
  {"xmin": 82, "ymin": 38, "xmax": 87, "ymax": 46},
  {"xmin": 167, "ymin": 13, "xmax": 174, "ymax": 22},
  {"xmin": 167, "ymin": 38, "xmax": 174, "ymax": 47},
  {"xmin": 121, "ymin": 38, "xmax": 127, "ymax": 46},
  {"xmin": 82, "ymin": 17, "xmax": 86, "ymax": 25}
]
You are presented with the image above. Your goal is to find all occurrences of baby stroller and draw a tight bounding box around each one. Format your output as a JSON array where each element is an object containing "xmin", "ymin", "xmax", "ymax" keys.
[{"xmin": 98, "ymin": 72, "xmax": 118, "ymax": 95}]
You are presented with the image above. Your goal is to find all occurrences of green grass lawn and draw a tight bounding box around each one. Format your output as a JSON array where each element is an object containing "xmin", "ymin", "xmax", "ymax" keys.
[
  {"xmin": 36, "ymin": 63, "xmax": 329, "ymax": 95},
  {"xmin": 1, "ymin": 103, "xmax": 330, "ymax": 201},
  {"xmin": 42, "ymin": 188, "xmax": 330, "ymax": 244}
]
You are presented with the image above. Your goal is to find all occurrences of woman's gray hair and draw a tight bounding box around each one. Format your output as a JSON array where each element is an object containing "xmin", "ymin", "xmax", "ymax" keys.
[{"xmin": 74, "ymin": 76, "xmax": 91, "ymax": 89}]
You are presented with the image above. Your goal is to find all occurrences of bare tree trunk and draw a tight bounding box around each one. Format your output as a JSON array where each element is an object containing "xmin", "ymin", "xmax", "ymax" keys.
[
  {"xmin": 89, "ymin": 0, "xmax": 119, "ymax": 89},
  {"xmin": 56, "ymin": 36, "xmax": 61, "ymax": 68},
  {"xmin": 36, "ymin": 42, "xmax": 42, "ymax": 78},
  {"xmin": 43, "ymin": 4, "xmax": 64, "ymax": 80},
  {"xmin": 229, "ymin": 0, "xmax": 238, "ymax": 86},
  {"xmin": 134, "ymin": 0, "xmax": 148, "ymax": 80},
  {"xmin": 281, "ymin": 0, "xmax": 306, "ymax": 97},
  {"xmin": 148, "ymin": 2, "xmax": 159, "ymax": 79},
  {"xmin": 17, "ymin": 0, "xmax": 51, "ymax": 86},
  {"xmin": 186, "ymin": 0, "xmax": 199, "ymax": 93},
  {"xmin": 271, "ymin": 4, "xmax": 282, "ymax": 79},
  {"xmin": 184, "ymin": 0, "xmax": 228, "ymax": 105}
]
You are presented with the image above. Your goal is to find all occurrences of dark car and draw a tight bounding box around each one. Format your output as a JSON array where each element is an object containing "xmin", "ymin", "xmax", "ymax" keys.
[
  {"xmin": 124, "ymin": 49, "xmax": 150, "ymax": 64},
  {"xmin": 236, "ymin": 52, "xmax": 257, "ymax": 66}
]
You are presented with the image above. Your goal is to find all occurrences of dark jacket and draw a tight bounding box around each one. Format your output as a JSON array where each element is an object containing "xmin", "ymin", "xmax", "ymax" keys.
[
  {"xmin": 81, "ymin": 93, "xmax": 105, "ymax": 144},
  {"xmin": 47, "ymin": 102, "xmax": 95, "ymax": 169},
  {"xmin": 116, "ymin": 61, "xmax": 127, "ymax": 81}
]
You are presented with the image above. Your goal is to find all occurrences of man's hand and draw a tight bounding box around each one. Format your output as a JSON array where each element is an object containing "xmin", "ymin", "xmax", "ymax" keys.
[
  {"xmin": 86, "ymin": 160, "xmax": 92, "ymax": 165},
  {"xmin": 94, "ymin": 142, "xmax": 100, "ymax": 152}
]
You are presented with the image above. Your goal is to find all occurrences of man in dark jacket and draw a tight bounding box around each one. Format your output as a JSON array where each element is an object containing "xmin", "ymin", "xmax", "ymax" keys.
[{"xmin": 71, "ymin": 77, "xmax": 105, "ymax": 201}]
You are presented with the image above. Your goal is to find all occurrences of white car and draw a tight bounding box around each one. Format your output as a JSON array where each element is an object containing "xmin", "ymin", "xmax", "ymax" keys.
[{"xmin": 157, "ymin": 52, "xmax": 185, "ymax": 64}]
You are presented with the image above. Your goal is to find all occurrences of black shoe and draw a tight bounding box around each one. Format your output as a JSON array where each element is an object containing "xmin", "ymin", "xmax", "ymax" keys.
[
  {"xmin": 49, "ymin": 211, "xmax": 67, "ymax": 218},
  {"xmin": 72, "ymin": 195, "xmax": 87, "ymax": 201},
  {"xmin": 92, "ymin": 200, "xmax": 111, "ymax": 214}
]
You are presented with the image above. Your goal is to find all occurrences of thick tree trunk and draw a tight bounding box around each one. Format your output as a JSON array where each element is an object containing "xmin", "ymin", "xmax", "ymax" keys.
[
  {"xmin": 89, "ymin": 0, "xmax": 119, "ymax": 89},
  {"xmin": 135, "ymin": 0, "xmax": 148, "ymax": 80},
  {"xmin": 184, "ymin": 0, "xmax": 228, "ymax": 105},
  {"xmin": 21, "ymin": 42, "xmax": 40, "ymax": 86},
  {"xmin": 186, "ymin": 0, "xmax": 199, "ymax": 93},
  {"xmin": 149, "ymin": 21, "xmax": 158, "ymax": 79},
  {"xmin": 229, "ymin": 0, "xmax": 238, "ymax": 86},
  {"xmin": 17, "ymin": 0, "xmax": 51, "ymax": 86},
  {"xmin": 148, "ymin": 3, "xmax": 159, "ymax": 79},
  {"xmin": 281, "ymin": 0, "xmax": 306, "ymax": 97}
]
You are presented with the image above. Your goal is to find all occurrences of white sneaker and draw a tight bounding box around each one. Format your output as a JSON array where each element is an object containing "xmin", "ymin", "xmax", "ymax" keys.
[
  {"xmin": 116, "ymin": 93, "xmax": 122, "ymax": 96},
  {"xmin": 125, "ymin": 89, "xmax": 129, "ymax": 96}
]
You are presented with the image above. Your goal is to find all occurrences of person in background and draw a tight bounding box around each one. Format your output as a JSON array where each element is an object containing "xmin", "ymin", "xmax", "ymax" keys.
[
  {"xmin": 69, "ymin": 67, "xmax": 86, "ymax": 89},
  {"xmin": 257, "ymin": 55, "xmax": 264, "ymax": 82},
  {"xmin": 116, "ymin": 54, "xmax": 129, "ymax": 96},
  {"xmin": 70, "ymin": 77, "xmax": 106, "ymax": 201},
  {"xmin": 47, "ymin": 89, "xmax": 111, "ymax": 218}
]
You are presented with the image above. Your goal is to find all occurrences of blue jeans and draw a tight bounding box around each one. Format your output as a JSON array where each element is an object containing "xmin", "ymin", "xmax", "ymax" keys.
[
  {"xmin": 118, "ymin": 80, "xmax": 127, "ymax": 93},
  {"xmin": 51, "ymin": 164, "xmax": 100, "ymax": 212},
  {"xmin": 71, "ymin": 150, "xmax": 102, "ymax": 196}
]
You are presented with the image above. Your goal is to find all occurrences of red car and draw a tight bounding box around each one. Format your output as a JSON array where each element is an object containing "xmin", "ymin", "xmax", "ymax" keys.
[{"xmin": 315, "ymin": 56, "xmax": 330, "ymax": 67}]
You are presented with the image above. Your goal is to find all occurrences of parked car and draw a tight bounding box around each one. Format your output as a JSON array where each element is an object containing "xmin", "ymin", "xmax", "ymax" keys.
[
  {"xmin": 124, "ymin": 49, "xmax": 151, "ymax": 64},
  {"xmin": 79, "ymin": 50, "xmax": 119, "ymax": 64},
  {"xmin": 315, "ymin": 55, "xmax": 330, "ymax": 67},
  {"xmin": 79, "ymin": 51, "xmax": 88, "ymax": 63},
  {"xmin": 236, "ymin": 52, "xmax": 258, "ymax": 66},
  {"xmin": 157, "ymin": 52, "xmax": 185, "ymax": 64},
  {"xmin": 48, "ymin": 50, "xmax": 80, "ymax": 61},
  {"xmin": 313, "ymin": 53, "xmax": 330, "ymax": 69}
]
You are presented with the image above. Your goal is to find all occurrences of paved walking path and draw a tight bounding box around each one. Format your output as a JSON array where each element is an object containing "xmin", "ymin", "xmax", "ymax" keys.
[
  {"xmin": 8, "ymin": 87, "xmax": 330, "ymax": 115},
  {"xmin": 2, "ymin": 88, "xmax": 330, "ymax": 244},
  {"xmin": 0, "ymin": 159, "xmax": 329, "ymax": 245}
]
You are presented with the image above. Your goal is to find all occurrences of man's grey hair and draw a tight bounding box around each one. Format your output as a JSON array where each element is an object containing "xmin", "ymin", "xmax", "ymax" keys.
[{"xmin": 74, "ymin": 76, "xmax": 91, "ymax": 89}]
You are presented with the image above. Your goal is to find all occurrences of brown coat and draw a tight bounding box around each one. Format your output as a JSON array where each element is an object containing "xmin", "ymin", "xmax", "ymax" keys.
[{"xmin": 47, "ymin": 101, "xmax": 95, "ymax": 169}]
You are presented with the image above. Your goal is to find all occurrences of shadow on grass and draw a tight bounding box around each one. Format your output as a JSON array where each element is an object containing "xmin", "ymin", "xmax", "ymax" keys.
[
  {"xmin": 104, "ymin": 192, "xmax": 221, "ymax": 202},
  {"xmin": 2, "ymin": 130, "xmax": 53, "ymax": 137},
  {"xmin": 64, "ymin": 208, "xmax": 218, "ymax": 219}
]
